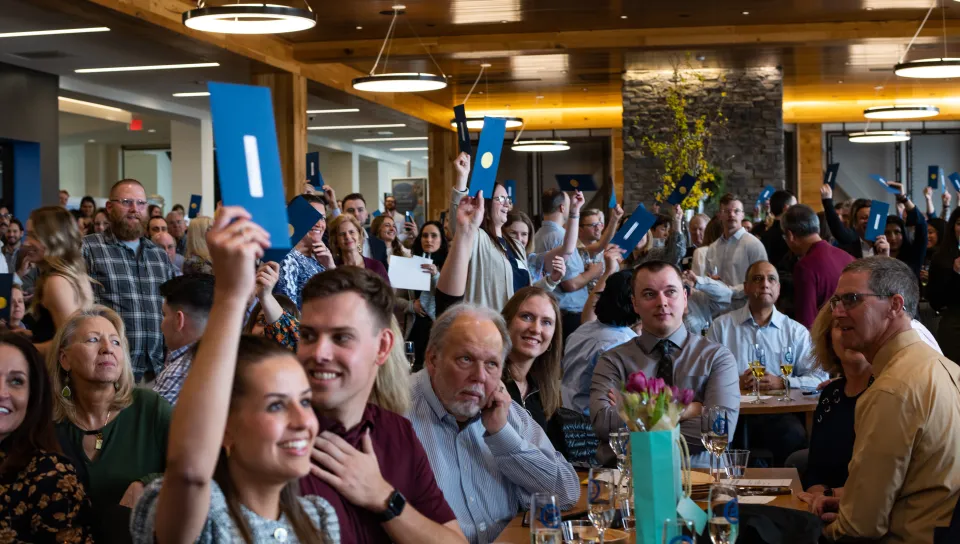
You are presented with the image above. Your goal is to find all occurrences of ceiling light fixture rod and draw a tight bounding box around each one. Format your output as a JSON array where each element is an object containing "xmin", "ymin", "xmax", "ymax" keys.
[
  {"xmin": 513, "ymin": 120, "xmax": 526, "ymax": 144},
  {"xmin": 462, "ymin": 64, "xmax": 486, "ymax": 105},
  {"xmin": 403, "ymin": 16, "xmax": 446, "ymax": 79},
  {"xmin": 942, "ymin": 0, "xmax": 948, "ymax": 58},
  {"xmin": 898, "ymin": 1, "xmax": 938, "ymax": 64},
  {"xmin": 369, "ymin": 8, "xmax": 400, "ymax": 76}
]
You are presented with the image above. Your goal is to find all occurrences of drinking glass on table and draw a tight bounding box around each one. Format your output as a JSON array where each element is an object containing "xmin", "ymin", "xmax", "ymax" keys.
[
  {"xmin": 618, "ymin": 498, "xmax": 635, "ymax": 530},
  {"xmin": 779, "ymin": 346, "xmax": 795, "ymax": 402},
  {"xmin": 404, "ymin": 341, "xmax": 416, "ymax": 371},
  {"xmin": 700, "ymin": 406, "xmax": 730, "ymax": 482},
  {"xmin": 748, "ymin": 344, "xmax": 766, "ymax": 404},
  {"xmin": 708, "ymin": 482, "xmax": 740, "ymax": 544},
  {"xmin": 609, "ymin": 430, "xmax": 631, "ymax": 490},
  {"xmin": 560, "ymin": 520, "xmax": 590, "ymax": 544},
  {"xmin": 722, "ymin": 449, "xmax": 750, "ymax": 480},
  {"xmin": 662, "ymin": 518, "xmax": 696, "ymax": 544},
  {"xmin": 587, "ymin": 468, "xmax": 618, "ymax": 544},
  {"xmin": 530, "ymin": 493, "xmax": 562, "ymax": 543}
]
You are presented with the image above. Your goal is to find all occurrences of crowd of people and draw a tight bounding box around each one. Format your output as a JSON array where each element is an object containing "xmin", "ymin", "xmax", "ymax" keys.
[{"xmin": 0, "ymin": 157, "xmax": 957, "ymax": 544}]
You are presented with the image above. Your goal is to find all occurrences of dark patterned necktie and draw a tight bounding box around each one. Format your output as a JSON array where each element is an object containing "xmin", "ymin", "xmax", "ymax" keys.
[{"xmin": 654, "ymin": 340, "xmax": 674, "ymax": 386}]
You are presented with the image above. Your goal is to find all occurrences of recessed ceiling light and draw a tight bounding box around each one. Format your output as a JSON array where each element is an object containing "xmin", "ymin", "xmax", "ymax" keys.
[
  {"xmin": 874, "ymin": 85, "xmax": 885, "ymax": 90},
  {"xmin": 501, "ymin": 20, "xmax": 508, "ymax": 23},
  {"xmin": 742, "ymin": 11, "xmax": 750, "ymax": 15},
  {"xmin": 148, "ymin": 128, "xmax": 157, "ymax": 133},
  {"xmin": 377, "ymin": 131, "xmax": 394, "ymax": 135},
  {"xmin": 354, "ymin": 136, "xmax": 428, "ymax": 142},
  {"xmin": 838, "ymin": 80, "xmax": 844, "ymax": 84},
  {"xmin": 172, "ymin": 91, "xmax": 210, "ymax": 97},
  {"xmin": 390, "ymin": 147, "xmax": 428, "ymax": 151},
  {"xmin": 0, "ymin": 26, "xmax": 110, "ymax": 38},
  {"xmin": 76, "ymin": 62, "xmax": 219, "ymax": 73},
  {"xmin": 88, "ymin": 139, "xmax": 95, "ymax": 143},
  {"xmin": 58, "ymin": 96, "xmax": 123, "ymax": 112},
  {"xmin": 391, "ymin": 4, "xmax": 406, "ymax": 9},
  {"xmin": 308, "ymin": 123, "xmax": 406, "ymax": 130},
  {"xmin": 306, "ymin": 108, "xmax": 360, "ymax": 114},
  {"xmin": 620, "ymin": 15, "xmax": 628, "ymax": 19},
  {"xmin": 356, "ymin": 26, "xmax": 363, "ymax": 30},
  {"xmin": 481, "ymin": 63, "xmax": 492, "ymax": 68}
]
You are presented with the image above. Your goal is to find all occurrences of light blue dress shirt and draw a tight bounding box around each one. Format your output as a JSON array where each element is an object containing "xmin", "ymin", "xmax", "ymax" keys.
[
  {"xmin": 534, "ymin": 220, "xmax": 587, "ymax": 313},
  {"xmin": 706, "ymin": 304, "xmax": 827, "ymax": 389},
  {"xmin": 703, "ymin": 227, "xmax": 768, "ymax": 292},
  {"xmin": 406, "ymin": 370, "xmax": 580, "ymax": 544},
  {"xmin": 560, "ymin": 320, "xmax": 637, "ymax": 414},
  {"xmin": 683, "ymin": 275, "xmax": 736, "ymax": 336}
]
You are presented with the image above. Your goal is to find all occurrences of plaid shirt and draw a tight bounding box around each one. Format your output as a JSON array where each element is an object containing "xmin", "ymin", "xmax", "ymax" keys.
[
  {"xmin": 82, "ymin": 231, "xmax": 176, "ymax": 378},
  {"xmin": 152, "ymin": 342, "xmax": 195, "ymax": 405}
]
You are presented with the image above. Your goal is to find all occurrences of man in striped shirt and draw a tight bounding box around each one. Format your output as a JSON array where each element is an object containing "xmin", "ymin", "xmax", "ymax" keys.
[{"xmin": 408, "ymin": 304, "xmax": 580, "ymax": 544}]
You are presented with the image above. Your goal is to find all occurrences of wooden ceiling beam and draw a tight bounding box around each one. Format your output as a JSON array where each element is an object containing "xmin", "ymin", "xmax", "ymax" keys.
[
  {"xmin": 79, "ymin": 0, "xmax": 453, "ymax": 128},
  {"xmin": 293, "ymin": 19, "xmax": 960, "ymax": 63}
]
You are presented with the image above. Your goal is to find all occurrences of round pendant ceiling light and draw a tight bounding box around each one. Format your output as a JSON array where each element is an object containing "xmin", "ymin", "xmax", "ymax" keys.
[
  {"xmin": 848, "ymin": 130, "xmax": 911, "ymax": 143},
  {"xmin": 352, "ymin": 7, "xmax": 448, "ymax": 93},
  {"xmin": 894, "ymin": 58, "xmax": 960, "ymax": 79},
  {"xmin": 182, "ymin": 3, "xmax": 317, "ymax": 34},
  {"xmin": 511, "ymin": 140, "xmax": 570, "ymax": 152},
  {"xmin": 449, "ymin": 117, "xmax": 524, "ymax": 130},
  {"xmin": 863, "ymin": 105, "xmax": 940, "ymax": 119}
]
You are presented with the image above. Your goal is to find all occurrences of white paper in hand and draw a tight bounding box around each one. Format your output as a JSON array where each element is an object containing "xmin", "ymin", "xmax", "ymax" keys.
[{"xmin": 388, "ymin": 255, "xmax": 432, "ymax": 291}]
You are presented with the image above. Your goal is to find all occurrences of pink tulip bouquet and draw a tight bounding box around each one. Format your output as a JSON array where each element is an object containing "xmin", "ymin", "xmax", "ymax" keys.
[{"xmin": 619, "ymin": 371, "xmax": 696, "ymax": 432}]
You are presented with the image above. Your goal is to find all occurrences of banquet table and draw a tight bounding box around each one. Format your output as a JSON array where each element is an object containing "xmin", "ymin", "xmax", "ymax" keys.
[
  {"xmin": 739, "ymin": 388, "xmax": 820, "ymax": 437},
  {"xmin": 494, "ymin": 467, "xmax": 808, "ymax": 543}
]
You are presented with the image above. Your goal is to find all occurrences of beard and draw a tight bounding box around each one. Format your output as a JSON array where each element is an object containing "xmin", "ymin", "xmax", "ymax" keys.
[{"xmin": 111, "ymin": 209, "xmax": 145, "ymax": 240}]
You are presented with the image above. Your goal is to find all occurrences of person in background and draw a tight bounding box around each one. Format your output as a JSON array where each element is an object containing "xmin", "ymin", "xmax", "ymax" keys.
[
  {"xmin": 682, "ymin": 213, "xmax": 710, "ymax": 270},
  {"xmin": 703, "ymin": 193, "xmax": 768, "ymax": 292},
  {"xmin": 741, "ymin": 218, "xmax": 754, "ymax": 234},
  {"xmin": 340, "ymin": 193, "xmax": 390, "ymax": 270},
  {"xmin": 406, "ymin": 221, "xmax": 448, "ymax": 370},
  {"xmin": 3, "ymin": 217, "xmax": 22, "ymax": 271},
  {"xmin": 275, "ymin": 194, "xmax": 334, "ymax": 310},
  {"xmin": 562, "ymin": 268, "xmax": 638, "ymax": 415},
  {"xmin": 3, "ymin": 285, "xmax": 29, "ymax": 335},
  {"xmin": 707, "ymin": 261, "xmax": 825, "ymax": 466},
  {"xmin": 408, "ymin": 303, "xmax": 579, "ymax": 543},
  {"xmin": 921, "ymin": 217, "xmax": 946, "ymax": 292},
  {"xmin": 371, "ymin": 214, "xmax": 411, "ymax": 263},
  {"xmin": 170, "ymin": 204, "xmax": 184, "ymax": 215},
  {"xmin": 690, "ymin": 215, "xmax": 723, "ymax": 276},
  {"xmin": 882, "ymin": 188, "xmax": 928, "ymax": 280},
  {"xmin": 760, "ymin": 190, "xmax": 797, "ymax": 268},
  {"xmin": 576, "ymin": 206, "xmax": 625, "ymax": 291},
  {"xmin": 590, "ymin": 260, "xmax": 740, "ymax": 466},
  {"xmin": 798, "ymin": 305, "xmax": 874, "ymax": 499},
  {"xmin": 50, "ymin": 306, "xmax": 171, "ymax": 539},
  {"xmin": 59, "ymin": 190, "xmax": 69, "ymax": 208},
  {"xmin": 146, "ymin": 205, "xmax": 163, "ymax": 220},
  {"xmin": 131, "ymin": 207, "xmax": 339, "ymax": 543},
  {"xmin": 534, "ymin": 188, "xmax": 588, "ymax": 341},
  {"xmin": 181, "ymin": 216, "xmax": 213, "ymax": 275},
  {"xmin": 79, "ymin": 196, "xmax": 96, "ymax": 219},
  {"xmin": 820, "ymin": 184, "xmax": 879, "ymax": 259},
  {"xmin": 153, "ymin": 274, "xmax": 215, "ymax": 405},
  {"xmin": 782, "ymin": 204, "xmax": 854, "ymax": 328},
  {"xmin": 383, "ymin": 194, "xmax": 417, "ymax": 243},
  {"xmin": 0, "ymin": 332, "xmax": 94, "ymax": 543},
  {"xmin": 927, "ymin": 207, "xmax": 960, "ymax": 362},
  {"xmin": 92, "ymin": 208, "xmax": 109, "ymax": 235},
  {"xmin": 328, "ymin": 214, "xmax": 390, "ymax": 285},
  {"xmin": 150, "ymin": 232, "xmax": 183, "ymax": 275},
  {"xmin": 622, "ymin": 205, "xmax": 686, "ymax": 270},
  {"xmin": 147, "ymin": 217, "xmax": 167, "ymax": 238},
  {"xmin": 82, "ymin": 179, "xmax": 176, "ymax": 383},
  {"xmin": 923, "ymin": 186, "xmax": 951, "ymax": 221},
  {"xmin": 504, "ymin": 211, "xmax": 576, "ymax": 284},
  {"xmin": 816, "ymin": 257, "xmax": 960, "ymax": 544},
  {"xmin": 245, "ymin": 290, "xmax": 298, "ymax": 344},
  {"xmin": 165, "ymin": 210, "xmax": 187, "ymax": 256},
  {"xmin": 297, "ymin": 267, "xmax": 466, "ymax": 542},
  {"xmin": 681, "ymin": 269, "xmax": 735, "ymax": 337}
]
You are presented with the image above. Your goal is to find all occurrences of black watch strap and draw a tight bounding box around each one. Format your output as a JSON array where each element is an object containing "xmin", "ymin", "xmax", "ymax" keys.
[{"xmin": 379, "ymin": 490, "xmax": 406, "ymax": 522}]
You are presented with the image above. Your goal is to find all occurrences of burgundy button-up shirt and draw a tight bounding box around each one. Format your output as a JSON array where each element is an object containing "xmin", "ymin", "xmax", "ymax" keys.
[{"xmin": 300, "ymin": 403, "xmax": 456, "ymax": 543}]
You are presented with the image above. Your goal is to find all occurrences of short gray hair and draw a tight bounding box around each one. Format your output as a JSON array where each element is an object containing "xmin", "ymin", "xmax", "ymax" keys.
[
  {"xmin": 842, "ymin": 256, "xmax": 919, "ymax": 317},
  {"xmin": 427, "ymin": 303, "xmax": 512, "ymax": 363},
  {"xmin": 781, "ymin": 204, "xmax": 820, "ymax": 237}
]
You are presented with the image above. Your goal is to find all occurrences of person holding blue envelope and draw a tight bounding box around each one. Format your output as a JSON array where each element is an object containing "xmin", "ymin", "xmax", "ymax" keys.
[
  {"xmin": 821, "ymin": 183, "xmax": 891, "ymax": 260},
  {"xmin": 881, "ymin": 189, "xmax": 928, "ymax": 281}
]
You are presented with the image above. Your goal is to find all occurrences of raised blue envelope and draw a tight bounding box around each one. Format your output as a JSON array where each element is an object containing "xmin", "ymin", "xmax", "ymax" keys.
[
  {"xmin": 453, "ymin": 104, "xmax": 471, "ymax": 156},
  {"xmin": 950, "ymin": 172, "xmax": 960, "ymax": 193},
  {"xmin": 468, "ymin": 116, "xmax": 507, "ymax": 198},
  {"xmin": 611, "ymin": 203, "xmax": 656, "ymax": 252},
  {"xmin": 870, "ymin": 174, "xmax": 900, "ymax": 194},
  {"xmin": 188, "ymin": 194, "xmax": 202, "ymax": 219},
  {"xmin": 667, "ymin": 174, "xmax": 697, "ymax": 205},
  {"xmin": 208, "ymin": 82, "xmax": 290, "ymax": 253},
  {"xmin": 0, "ymin": 273, "xmax": 12, "ymax": 321},
  {"xmin": 865, "ymin": 200, "xmax": 890, "ymax": 242},
  {"xmin": 608, "ymin": 190, "xmax": 617, "ymax": 209},
  {"xmin": 556, "ymin": 174, "xmax": 598, "ymax": 192},
  {"xmin": 928, "ymin": 165, "xmax": 944, "ymax": 190},
  {"xmin": 756, "ymin": 185, "xmax": 775, "ymax": 206},
  {"xmin": 824, "ymin": 163, "xmax": 839, "ymax": 189},
  {"xmin": 306, "ymin": 151, "xmax": 321, "ymax": 187},
  {"xmin": 262, "ymin": 195, "xmax": 322, "ymax": 263}
]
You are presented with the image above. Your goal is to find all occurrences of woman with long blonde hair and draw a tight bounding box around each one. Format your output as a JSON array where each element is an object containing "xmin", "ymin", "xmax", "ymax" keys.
[
  {"xmin": 328, "ymin": 214, "xmax": 389, "ymax": 283},
  {"xmin": 20, "ymin": 206, "xmax": 94, "ymax": 353},
  {"xmin": 182, "ymin": 216, "xmax": 213, "ymax": 274}
]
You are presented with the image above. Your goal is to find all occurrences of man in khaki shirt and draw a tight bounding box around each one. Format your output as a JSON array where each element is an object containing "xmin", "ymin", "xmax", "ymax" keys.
[{"xmin": 817, "ymin": 257, "xmax": 960, "ymax": 543}]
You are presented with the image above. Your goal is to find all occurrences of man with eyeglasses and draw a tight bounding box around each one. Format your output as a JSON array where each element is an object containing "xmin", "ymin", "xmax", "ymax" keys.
[
  {"xmin": 533, "ymin": 187, "xmax": 587, "ymax": 341},
  {"xmin": 702, "ymin": 193, "xmax": 768, "ymax": 293},
  {"xmin": 576, "ymin": 207, "xmax": 625, "ymax": 293},
  {"xmin": 812, "ymin": 257, "xmax": 960, "ymax": 544},
  {"xmin": 275, "ymin": 193, "xmax": 336, "ymax": 309},
  {"xmin": 82, "ymin": 179, "xmax": 177, "ymax": 383}
]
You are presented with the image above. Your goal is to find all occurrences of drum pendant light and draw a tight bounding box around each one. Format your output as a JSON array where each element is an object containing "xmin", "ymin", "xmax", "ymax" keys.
[{"xmin": 183, "ymin": 2, "xmax": 317, "ymax": 34}]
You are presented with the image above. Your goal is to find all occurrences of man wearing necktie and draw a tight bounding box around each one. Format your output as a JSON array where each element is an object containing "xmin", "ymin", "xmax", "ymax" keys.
[{"xmin": 589, "ymin": 260, "xmax": 740, "ymax": 466}]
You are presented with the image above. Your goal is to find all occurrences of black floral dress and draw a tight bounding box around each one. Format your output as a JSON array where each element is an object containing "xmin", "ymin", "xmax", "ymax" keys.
[{"xmin": 0, "ymin": 449, "xmax": 94, "ymax": 544}]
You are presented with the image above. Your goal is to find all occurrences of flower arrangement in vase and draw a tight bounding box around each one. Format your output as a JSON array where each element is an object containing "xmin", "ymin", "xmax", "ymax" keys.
[{"xmin": 619, "ymin": 371, "xmax": 696, "ymax": 432}]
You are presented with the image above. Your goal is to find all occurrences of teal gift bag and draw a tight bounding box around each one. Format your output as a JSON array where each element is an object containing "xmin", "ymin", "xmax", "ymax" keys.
[{"xmin": 630, "ymin": 427, "xmax": 682, "ymax": 544}]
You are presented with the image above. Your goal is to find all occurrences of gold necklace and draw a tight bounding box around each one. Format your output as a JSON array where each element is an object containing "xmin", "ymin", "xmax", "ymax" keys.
[{"xmin": 79, "ymin": 410, "xmax": 113, "ymax": 450}]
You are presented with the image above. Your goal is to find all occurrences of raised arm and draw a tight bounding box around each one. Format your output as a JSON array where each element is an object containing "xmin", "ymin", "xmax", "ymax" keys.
[
  {"xmin": 448, "ymin": 153, "xmax": 471, "ymax": 238},
  {"xmin": 542, "ymin": 190, "xmax": 585, "ymax": 260},
  {"xmin": 820, "ymin": 184, "xmax": 859, "ymax": 245},
  {"xmin": 436, "ymin": 193, "xmax": 484, "ymax": 299},
  {"xmin": 153, "ymin": 207, "xmax": 268, "ymax": 544},
  {"xmin": 585, "ymin": 205, "xmax": 625, "ymax": 256},
  {"xmin": 581, "ymin": 245, "xmax": 623, "ymax": 324}
]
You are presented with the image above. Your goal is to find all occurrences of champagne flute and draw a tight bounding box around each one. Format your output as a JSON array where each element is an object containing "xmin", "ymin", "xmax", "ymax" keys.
[
  {"xmin": 530, "ymin": 493, "xmax": 562, "ymax": 544},
  {"xmin": 700, "ymin": 406, "xmax": 730, "ymax": 482},
  {"xmin": 748, "ymin": 344, "xmax": 766, "ymax": 404},
  {"xmin": 663, "ymin": 518, "xmax": 696, "ymax": 544},
  {"xmin": 608, "ymin": 430, "xmax": 631, "ymax": 490},
  {"xmin": 587, "ymin": 468, "xmax": 617, "ymax": 544},
  {"xmin": 780, "ymin": 346, "xmax": 794, "ymax": 402},
  {"xmin": 708, "ymin": 482, "xmax": 739, "ymax": 544}
]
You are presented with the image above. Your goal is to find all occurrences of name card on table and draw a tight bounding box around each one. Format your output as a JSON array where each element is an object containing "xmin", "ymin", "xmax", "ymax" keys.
[
  {"xmin": 611, "ymin": 203, "xmax": 656, "ymax": 253},
  {"xmin": 865, "ymin": 200, "xmax": 890, "ymax": 242}
]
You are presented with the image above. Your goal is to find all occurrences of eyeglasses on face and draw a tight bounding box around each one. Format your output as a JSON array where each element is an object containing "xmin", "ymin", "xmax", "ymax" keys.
[
  {"xmin": 491, "ymin": 195, "xmax": 512, "ymax": 205},
  {"xmin": 828, "ymin": 292, "xmax": 891, "ymax": 311},
  {"xmin": 109, "ymin": 198, "xmax": 148, "ymax": 209},
  {"xmin": 580, "ymin": 221, "xmax": 603, "ymax": 229}
]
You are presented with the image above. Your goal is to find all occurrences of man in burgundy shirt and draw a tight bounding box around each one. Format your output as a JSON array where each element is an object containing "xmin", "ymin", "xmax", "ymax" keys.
[
  {"xmin": 782, "ymin": 204, "xmax": 855, "ymax": 327},
  {"xmin": 296, "ymin": 267, "xmax": 466, "ymax": 544}
]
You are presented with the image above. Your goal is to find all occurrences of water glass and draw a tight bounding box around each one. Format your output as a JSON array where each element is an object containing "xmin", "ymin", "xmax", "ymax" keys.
[
  {"xmin": 721, "ymin": 449, "xmax": 750, "ymax": 480},
  {"xmin": 404, "ymin": 341, "xmax": 416, "ymax": 371},
  {"xmin": 530, "ymin": 493, "xmax": 562, "ymax": 543},
  {"xmin": 748, "ymin": 344, "xmax": 766, "ymax": 404},
  {"xmin": 619, "ymin": 498, "xmax": 635, "ymax": 530},
  {"xmin": 560, "ymin": 520, "xmax": 590, "ymax": 544},
  {"xmin": 708, "ymin": 483, "xmax": 739, "ymax": 544},
  {"xmin": 662, "ymin": 518, "xmax": 696, "ymax": 544},
  {"xmin": 587, "ymin": 468, "xmax": 617, "ymax": 543}
]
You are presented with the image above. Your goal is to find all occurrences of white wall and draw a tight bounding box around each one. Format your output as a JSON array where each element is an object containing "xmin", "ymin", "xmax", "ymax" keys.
[
  {"xmin": 84, "ymin": 143, "xmax": 121, "ymax": 197},
  {"xmin": 910, "ymin": 134, "xmax": 960, "ymax": 208},
  {"xmin": 359, "ymin": 157, "xmax": 380, "ymax": 210},
  {"xmin": 830, "ymin": 137, "xmax": 898, "ymax": 205},
  {"xmin": 378, "ymin": 160, "xmax": 409, "ymax": 209},
  {"xmin": 59, "ymin": 144, "xmax": 86, "ymax": 197},
  {"xmin": 171, "ymin": 119, "xmax": 215, "ymax": 217},
  {"xmin": 315, "ymin": 147, "xmax": 358, "ymax": 202}
]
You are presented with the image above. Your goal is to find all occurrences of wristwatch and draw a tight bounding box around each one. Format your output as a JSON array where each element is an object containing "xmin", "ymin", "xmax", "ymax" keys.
[
  {"xmin": 378, "ymin": 489, "xmax": 406, "ymax": 522},
  {"xmin": 823, "ymin": 487, "xmax": 834, "ymax": 497}
]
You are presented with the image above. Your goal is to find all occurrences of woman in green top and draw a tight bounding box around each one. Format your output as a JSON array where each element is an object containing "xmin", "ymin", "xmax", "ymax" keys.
[{"xmin": 47, "ymin": 305, "xmax": 172, "ymax": 538}]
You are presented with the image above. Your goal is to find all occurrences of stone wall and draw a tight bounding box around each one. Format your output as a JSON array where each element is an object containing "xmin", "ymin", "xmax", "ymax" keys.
[{"xmin": 621, "ymin": 66, "xmax": 784, "ymax": 211}]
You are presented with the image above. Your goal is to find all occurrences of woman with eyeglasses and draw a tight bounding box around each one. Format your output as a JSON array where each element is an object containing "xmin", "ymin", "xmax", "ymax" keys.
[{"xmin": 274, "ymin": 194, "xmax": 335, "ymax": 310}]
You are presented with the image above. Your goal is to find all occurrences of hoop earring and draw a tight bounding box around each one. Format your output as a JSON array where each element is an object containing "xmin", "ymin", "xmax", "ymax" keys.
[
  {"xmin": 114, "ymin": 381, "xmax": 120, "ymax": 392},
  {"xmin": 61, "ymin": 372, "xmax": 72, "ymax": 398}
]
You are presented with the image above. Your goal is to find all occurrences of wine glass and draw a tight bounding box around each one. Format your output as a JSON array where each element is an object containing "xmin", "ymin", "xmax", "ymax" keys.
[
  {"xmin": 700, "ymin": 406, "xmax": 730, "ymax": 482},
  {"xmin": 587, "ymin": 468, "xmax": 617, "ymax": 544},
  {"xmin": 619, "ymin": 498, "xmax": 635, "ymax": 531},
  {"xmin": 779, "ymin": 346, "xmax": 794, "ymax": 402},
  {"xmin": 662, "ymin": 518, "xmax": 696, "ymax": 544},
  {"xmin": 404, "ymin": 341, "xmax": 416, "ymax": 371},
  {"xmin": 708, "ymin": 482, "xmax": 739, "ymax": 544},
  {"xmin": 530, "ymin": 493, "xmax": 562, "ymax": 543},
  {"xmin": 748, "ymin": 344, "xmax": 766, "ymax": 404},
  {"xmin": 608, "ymin": 430, "xmax": 631, "ymax": 491}
]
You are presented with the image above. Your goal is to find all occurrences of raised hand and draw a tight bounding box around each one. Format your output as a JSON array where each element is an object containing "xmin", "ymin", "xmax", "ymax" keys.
[
  {"xmin": 457, "ymin": 192, "xmax": 485, "ymax": 231},
  {"xmin": 207, "ymin": 206, "xmax": 270, "ymax": 300},
  {"xmin": 820, "ymin": 184, "xmax": 833, "ymax": 200},
  {"xmin": 548, "ymin": 255, "xmax": 566, "ymax": 283},
  {"xmin": 874, "ymin": 234, "xmax": 890, "ymax": 256},
  {"xmin": 924, "ymin": 186, "xmax": 934, "ymax": 200},
  {"xmin": 454, "ymin": 152, "xmax": 471, "ymax": 189},
  {"xmin": 322, "ymin": 185, "xmax": 338, "ymax": 208},
  {"xmin": 611, "ymin": 203, "xmax": 624, "ymax": 221},
  {"xmin": 602, "ymin": 244, "xmax": 622, "ymax": 275},
  {"xmin": 255, "ymin": 261, "xmax": 280, "ymax": 298},
  {"xmin": 944, "ymin": 191, "xmax": 953, "ymax": 207},
  {"xmin": 480, "ymin": 382, "xmax": 511, "ymax": 435},
  {"xmin": 570, "ymin": 190, "xmax": 585, "ymax": 213}
]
